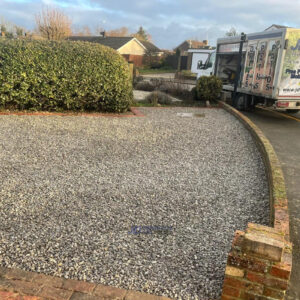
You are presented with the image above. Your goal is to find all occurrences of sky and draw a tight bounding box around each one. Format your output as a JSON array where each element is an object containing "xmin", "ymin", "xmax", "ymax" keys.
[{"xmin": 1, "ymin": 0, "xmax": 300, "ymax": 49}]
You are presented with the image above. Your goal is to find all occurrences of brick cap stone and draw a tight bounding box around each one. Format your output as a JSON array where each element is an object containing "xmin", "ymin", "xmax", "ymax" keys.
[{"xmin": 243, "ymin": 232, "xmax": 285, "ymax": 261}]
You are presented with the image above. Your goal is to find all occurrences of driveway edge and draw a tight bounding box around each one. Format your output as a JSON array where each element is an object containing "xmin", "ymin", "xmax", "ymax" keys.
[
  {"xmin": 0, "ymin": 267, "xmax": 172, "ymax": 300},
  {"xmin": 219, "ymin": 101, "xmax": 292, "ymax": 300}
]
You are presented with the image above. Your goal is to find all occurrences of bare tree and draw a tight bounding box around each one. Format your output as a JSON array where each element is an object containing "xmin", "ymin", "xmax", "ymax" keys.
[
  {"xmin": 106, "ymin": 27, "xmax": 130, "ymax": 37},
  {"xmin": 132, "ymin": 26, "xmax": 152, "ymax": 42},
  {"xmin": 73, "ymin": 25, "xmax": 92, "ymax": 36},
  {"xmin": 35, "ymin": 7, "xmax": 72, "ymax": 40}
]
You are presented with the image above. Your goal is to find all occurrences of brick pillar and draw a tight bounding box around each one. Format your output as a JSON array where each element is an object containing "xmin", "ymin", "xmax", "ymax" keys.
[{"xmin": 222, "ymin": 223, "xmax": 292, "ymax": 300}]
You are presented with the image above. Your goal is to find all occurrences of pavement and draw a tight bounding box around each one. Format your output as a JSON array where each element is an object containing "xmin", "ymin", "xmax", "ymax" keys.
[{"xmin": 243, "ymin": 108, "xmax": 300, "ymax": 300}]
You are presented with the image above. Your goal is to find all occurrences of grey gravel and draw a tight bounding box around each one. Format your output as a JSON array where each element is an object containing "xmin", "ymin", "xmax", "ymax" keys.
[{"xmin": 0, "ymin": 108, "xmax": 269, "ymax": 300}]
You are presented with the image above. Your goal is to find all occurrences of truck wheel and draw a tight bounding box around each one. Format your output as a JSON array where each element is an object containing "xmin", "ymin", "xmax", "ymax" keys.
[
  {"xmin": 236, "ymin": 94, "xmax": 247, "ymax": 111},
  {"xmin": 285, "ymin": 109, "xmax": 299, "ymax": 114}
]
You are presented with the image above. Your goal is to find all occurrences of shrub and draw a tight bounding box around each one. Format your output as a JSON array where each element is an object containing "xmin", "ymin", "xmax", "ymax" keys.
[
  {"xmin": 0, "ymin": 39, "xmax": 133, "ymax": 112},
  {"xmin": 133, "ymin": 75, "xmax": 144, "ymax": 88},
  {"xmin": 146, "ymin": 91, "xmax": 172, "ymax": 105},
  {"xmin": 135, "ymin": 81, "xmax": 155, "ymax": 91},
  {"xmin": 191, "ymin": 87, "xmax": 198, "ymax": 100},
  {"xmin": 158, "ymin": 81, "xmax": 192, "ymax": 101},
  {"xmin": 196, "ymin": 76, "xmax": 222, "ymax": 101}
]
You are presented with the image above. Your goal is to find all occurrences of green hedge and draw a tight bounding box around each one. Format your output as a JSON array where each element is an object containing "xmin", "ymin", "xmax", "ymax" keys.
[
  {"xmin": 0, "ymin": 39, "xmax": 133, "ymax": 112},
  {"xmin": 196, "ymin": 75, "xmax": 222, "ymax": 101}
]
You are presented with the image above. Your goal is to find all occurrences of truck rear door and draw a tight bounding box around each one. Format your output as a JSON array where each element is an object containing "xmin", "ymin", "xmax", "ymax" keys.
[{"xmin": 278, "ymin": 29, "xmax": 300, "ymax": 100}]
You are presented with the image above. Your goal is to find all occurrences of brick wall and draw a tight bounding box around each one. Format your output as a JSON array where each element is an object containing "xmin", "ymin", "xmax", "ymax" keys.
[
  {"xmin": 219, "ymin": 102, "xmax": 292, "ymax": 300},
  {"xmin": 122, "ymin": 54, "xmax": 144, "ymax": 67},
  {"xmin": 222, "ymin": 224, "xmax": 292, "ymax": 300}
]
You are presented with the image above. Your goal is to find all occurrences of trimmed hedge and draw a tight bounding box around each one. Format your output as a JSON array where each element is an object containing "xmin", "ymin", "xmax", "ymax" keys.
[
  {"xmin": 0, "ymin": 39, "xmax": 133, "ymax": 112},
  {"xmin": 196, "ymin": 75, "xmax": 222, "ymax": 101}
]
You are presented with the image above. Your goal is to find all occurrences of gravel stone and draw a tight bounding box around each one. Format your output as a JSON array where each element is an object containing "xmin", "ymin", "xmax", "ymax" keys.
[{"xmin": 0, "ymin": 108, "xmax": 269, "ymax": 300}]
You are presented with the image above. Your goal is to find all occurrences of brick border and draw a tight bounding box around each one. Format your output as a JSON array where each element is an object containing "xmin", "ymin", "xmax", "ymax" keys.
[
  {"xmin": 219, "ymin": 101, "xmax": 289, "ymax": 238},
  {"xmin": 219, "ymin": 101, "xmax": 292, "ymax": 300},
  {"xmin": 0, "ymin": 267, "xmax": 171, "ymax": 300},
  {"xmin": 0, "ymin": 107, "xmax": 144, "ymax": 118}
]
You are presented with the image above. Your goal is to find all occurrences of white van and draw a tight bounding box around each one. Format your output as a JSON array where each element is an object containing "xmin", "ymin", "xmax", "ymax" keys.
[{"xmin": 187, "ymin": 49, "xmax": 216, "ymax": 79}]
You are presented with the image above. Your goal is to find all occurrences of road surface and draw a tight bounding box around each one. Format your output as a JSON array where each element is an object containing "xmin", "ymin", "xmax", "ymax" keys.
[{"xmin": 243, "ymin": 108, "xmax": 300, "ymax": 300}]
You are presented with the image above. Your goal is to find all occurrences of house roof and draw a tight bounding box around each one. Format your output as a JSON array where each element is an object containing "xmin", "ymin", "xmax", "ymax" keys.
[
  {"xmin": 67, "ymin": 36, "xmax": 135, "ymax": 50},
  {"xmin": 264, "ymin": 24, "xmax": 289, "ymax": 31},
  {"xmin": 174, "ymin": 40, "xmax": 208, "ymax": 51},
  {"xmin": 138, "ymin": 40, "xmax": 161, "ymax": 52},
  {"xmin": 68, "ymin": 36, "xmax": 161, "ymax": 53}
]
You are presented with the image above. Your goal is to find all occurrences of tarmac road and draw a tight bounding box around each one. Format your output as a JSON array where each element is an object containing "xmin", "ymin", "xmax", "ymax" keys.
[{"xmin": 243, "ymin": 107, "xmax": 300, "ymax": 300}]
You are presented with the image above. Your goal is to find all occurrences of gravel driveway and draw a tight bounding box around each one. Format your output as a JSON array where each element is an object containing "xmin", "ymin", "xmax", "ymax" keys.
[{"xmin": 0, "ymin": 108, "xmax": 269, "ymax": 300}]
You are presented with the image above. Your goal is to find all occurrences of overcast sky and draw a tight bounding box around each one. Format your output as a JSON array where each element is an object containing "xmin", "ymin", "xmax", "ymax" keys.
[{"xmin": 1, "ymin": 0, "xmax": 300, "ymax": 49}]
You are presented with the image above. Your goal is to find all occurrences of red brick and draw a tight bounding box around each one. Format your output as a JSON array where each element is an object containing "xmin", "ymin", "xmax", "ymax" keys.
[
  {"xmin": 274, "ymin": 209, "xmax": 289, "ymax": 237},
  {"xmin": 232, "ymin": 230, "xmax": 245, "ymax": 249},
  {"xmin": 264, "ymin": 277, "xmax": 288, "ymax": 291},
  {"xmin": 274, "ymin": 198, "xmax": 288, "ymax": 209},
  {"xmin": 93, "ymin": 285, "xmax": 127, "ymax": 299},
  {"xmin": 5, "ymin": 269, "xmax": 35, "ymax": 282},
  {"xmin": 246, "ymin": 272, "xmax": 288, "ymax": 291},
  {"xmin": 270, "ymin": 263, "xmax": 291, "ymax": 280},
  {"xmin": 33, "ymin": 274, "xmax": 64, "ymax": 289},
  {"xmin": 247, "ymin": 223, "xmax": 283, "ymax": 237},
  {"xmin": 10, "ymin": 280, "xmax": 41, "ymax": 296},
  {"xmin": 38, "ymin": 286, "xmax": 73, "ymax": 300},
  {"xmin": 263, "ymin": 287, "xmax": 285, "ymax": 299},
  {"xmin": 223, "ymin": 285, "xmax": 240, "ymax": 297},
  {"xmin": 246, "ymin": 272, "xmax": 264, "ymax": 285},
  {"xmin": 7, "ymin": 296, "xmax": 23, "ymax": 300},
  {"xmin": 70, "ymin": 292, "xmax": 101, "ymax": 300},
  {"xmin": 223, "ymin": 276, "xmax": 263, "ymax": 294},
  {"xmin": 124, "ymin": 290, "xmax": 164, "ymax": 300},
  {"xmin": 0, "ymin": 267, "xmax": 8, "ymax": 277},
  {"xmin": 242, "ymin": 292, "xmax": 271, "ymax": 300},
  {"xmin": 0, "ymin": 290, "xmax": 18, "ymax": 299},
  {"xmin": 0, "ymin": 278, "xmax": 12, "ymax": 290},
  {"xmin": 224, "ymin": 276, "xmax": 247, "ymax": 289},
  {"xmin": 228, "ymin": 253, "xmax": 269, "ymax": 273},
  {"xmin": 63, "ymin": 279, "xmax": 95, "ymax": 293},
  {"xmin": 221, "ymin": 295, "xmax": 236, "ymax": 300}
]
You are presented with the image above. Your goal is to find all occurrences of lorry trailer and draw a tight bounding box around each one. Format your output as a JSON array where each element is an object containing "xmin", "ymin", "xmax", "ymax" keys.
[{"xmin": 212, "ymin": 28, "xmax": 300, "ymax": 112}]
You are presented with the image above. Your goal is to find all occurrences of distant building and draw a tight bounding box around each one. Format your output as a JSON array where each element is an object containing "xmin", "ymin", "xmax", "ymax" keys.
[
  {"xmin": 174, "ymin": 40, "xmax": 210, "ymax": 71},
  {"xmin": 68, "ymin": 36, "xmax": 161, "ymax": 67},
  {"xmin": 174, "ymin": 40, "xmax": 209, "ymax": 54}
]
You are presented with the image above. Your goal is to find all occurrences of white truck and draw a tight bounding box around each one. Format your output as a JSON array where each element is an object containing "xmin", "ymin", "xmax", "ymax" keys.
[
  {"xmin": 187, "ymin": 49, "xmax": 216, "ymax": 79},
  {"xmin": 198, "ymin": 28, "xmax": 300, "ymax": 112}
]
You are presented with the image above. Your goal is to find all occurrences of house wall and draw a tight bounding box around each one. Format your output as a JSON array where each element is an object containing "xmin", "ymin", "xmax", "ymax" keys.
[
  {"xmin": 118, "ymin": 40, "xmax": 145, "ymax": 55},
  {"xmin": 122, "ymin": 55, "xmax": 144, "ymax": 67}
]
